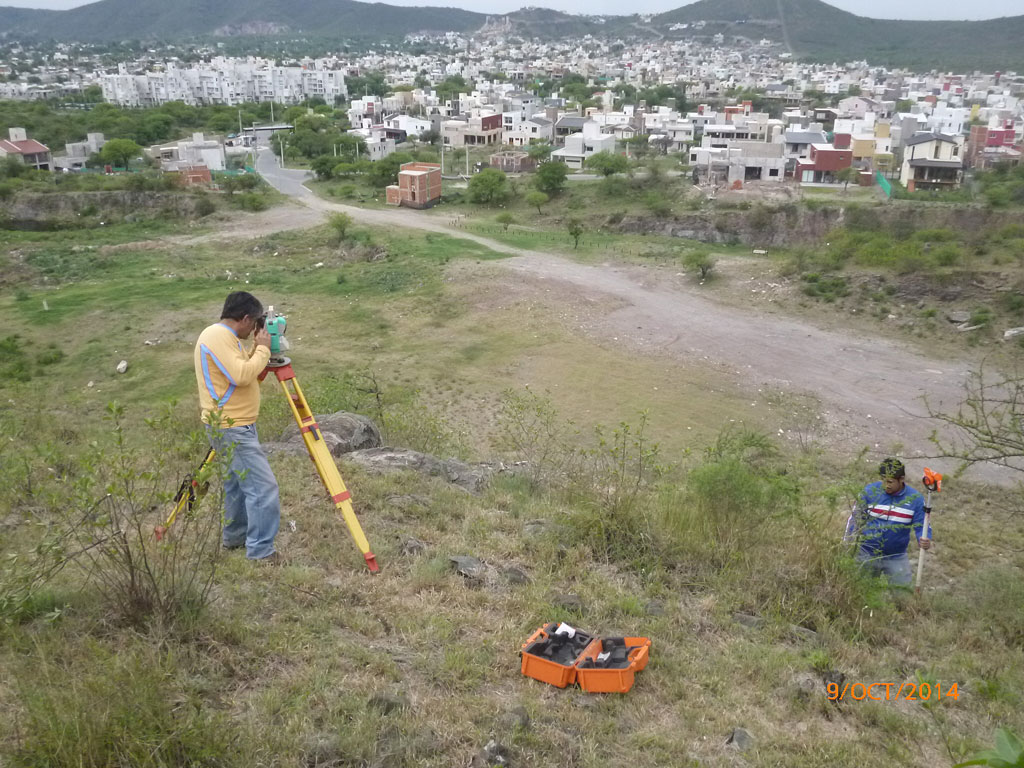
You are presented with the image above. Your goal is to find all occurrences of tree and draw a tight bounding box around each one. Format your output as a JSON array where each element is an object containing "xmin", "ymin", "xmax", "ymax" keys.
[
  {"xmin": 585, "ymin": 151, "xmax": 629, "ymax": 177},
  {"xmin": 329, "ymin": 212, "xmax": 353, "ymax": 244},
  {"xmin": 836, "ymin": 166, "xmax": 859, "ymax": 192},
  {"xmin": 848, "ymin": 84, "xmax": 862, "ymax": 96},
  {"xmin": 496, "ymin": 212, "xmax": 515, "ymax": 231},
  {"xmin": 684, "ymin": 249, "xmax": 715, "ymax": 279},
  {"xmin": 310, "ymin": 155, "xmax": 338, "ymax": 180},
  {"xmin": 419, "ymin": 129, "xmax": 440, "ymax": 145},
  {"xmin": 526, "ymin": 141, "xmax": 554, "ymax": 162},
  {"xmin": 1, "ymin": 155, "xmax": 26, "ymax": 179},
  {"xmin": 566, "ymin": 217, "xmax": 584, "ymax": 249},
  {"xmin": 467, "ymin": 168, "xmax": 511, "ymax": 205},
  {"xmin": 100, "ymin": 138, "xmax": 143, "ymax": 169},
  {"xmin": 535, "ymin": 161, "xmax": 569, "ymax": 195},
  {"xmin": 82, "ymin": 84, "xmax": 103, "ymax": 103},
  {"xmin": 525, "ymin": 190, "xmax": 549, "ymax": 214}
]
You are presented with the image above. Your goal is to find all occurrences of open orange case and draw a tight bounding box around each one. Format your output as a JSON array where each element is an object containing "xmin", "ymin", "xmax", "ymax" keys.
[{"xmin": 520, "ymin": 623, "xmax": 652, "ymax": 693}]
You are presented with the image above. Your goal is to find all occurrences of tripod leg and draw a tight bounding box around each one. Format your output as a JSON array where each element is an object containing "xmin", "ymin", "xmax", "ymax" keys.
[{"xmin": 272, "ymin": 365, "xmax": 378, "ymax": 572}]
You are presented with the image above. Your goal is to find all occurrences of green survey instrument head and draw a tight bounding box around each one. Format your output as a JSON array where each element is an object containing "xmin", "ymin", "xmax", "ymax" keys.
[{"xmin": 263, "ymin": 306, "xmax": 290, "ymax": 366}]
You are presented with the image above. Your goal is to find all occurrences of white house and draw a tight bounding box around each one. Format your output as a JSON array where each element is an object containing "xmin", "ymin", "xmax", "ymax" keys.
[
  {"xmin": 504, "ymin": 116, "xmax": 554, "ymax": 147},
  {"xmin": 550, "ymin": 121, "xmax": 617, "ymax": 170},
  {"xmin": 154, "ymin": 133, "xmax": 226, "ymax": 172}
]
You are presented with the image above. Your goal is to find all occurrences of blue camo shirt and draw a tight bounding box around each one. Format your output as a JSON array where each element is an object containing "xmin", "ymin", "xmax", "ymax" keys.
[{"xmin": 857, "ymin": 481, "xmax": 927, "ymax": 557}]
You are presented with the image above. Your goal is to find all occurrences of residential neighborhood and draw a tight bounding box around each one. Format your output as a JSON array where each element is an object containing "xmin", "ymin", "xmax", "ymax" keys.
[{"xmin": 1, "ymin": 31, "xmax": 1020, "ymax": 196}]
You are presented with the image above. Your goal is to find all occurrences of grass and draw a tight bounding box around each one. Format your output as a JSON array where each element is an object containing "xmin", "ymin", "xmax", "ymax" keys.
[{"xmin": 1, "ymin": 215, "xmax": 1023, "ymax": 767}]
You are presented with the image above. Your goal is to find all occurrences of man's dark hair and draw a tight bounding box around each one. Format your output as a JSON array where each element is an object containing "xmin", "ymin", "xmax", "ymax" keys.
[
  {"xmin": 220, "ymin": 291, "xmax": 263, "ymax": 321},
  {"xmin": 879, "ymin": 458, "xmax": 906, "ymax": 479}
]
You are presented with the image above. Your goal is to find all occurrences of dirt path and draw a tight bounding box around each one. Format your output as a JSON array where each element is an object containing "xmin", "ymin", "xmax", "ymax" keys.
[{"xmin": 247, "ymin": 152, "xmax": 1006, "ymax": 483}]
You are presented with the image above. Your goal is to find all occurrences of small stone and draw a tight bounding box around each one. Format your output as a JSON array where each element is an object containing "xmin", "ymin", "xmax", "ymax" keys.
[
  {"xmin": 367, "ymin": 692, "xmax": 409, "ymax": 714},
  {"xmin": 552, "ymin": 593, "xmax": 585, "ymax": 613},
  {"xmin": 790, "ymin": 672, "xmax": 820, "ymax": 700},
  {"xmin": 450, "ymin": 555, "xmax": 486, "ymax": 579},
  {"xmin": 470, "ymin": 740, "xmax": 510, "ymax": 767},
  {"xmin": 87, "ymin": 380, "xmax": 95, "ymax": 388},
  {"xmin": 501, "ymin": 565, "xmax": 530, "ymax": 585},
  {"xmin": 1003, "ymin": 327, "xmax": 1024, "ymax": 339},
  {"xmin": 386, "ymin": 494, "xmax": 430, "ymax": 511},
  {"xmin": 399, "ymin": 536, "xmax": 427, "ymax": 556},
  {"xmin": 946, "ymin": 310, "xmax": 970, "ymax": 324},
  {"xmin": 789, "ymin": 624, "xmax": 818, "ymax": 641},
  {"xmin": 726, "ymin": 727, "xmax": 754, "ymax": 751},
  {"xmin": 732, "ymin": 612, "xmax": 764, "ymax": 629},
  {"xmin": 645, "ymin": 600, "xmax": 666, "ymax": 616},
  {"xmin": 523, "ymin": 519, "xmax": 548, "ymax": 537},
  {"xmin": 115, "ymin": 360, "xmax": 128, "ymax": 374}
]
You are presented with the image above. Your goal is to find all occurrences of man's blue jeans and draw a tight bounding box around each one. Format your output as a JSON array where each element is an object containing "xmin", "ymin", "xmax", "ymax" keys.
[
  {"xmin": 206, "ymin": 423, "xmax": 280, "ymax": 560},
  {"xmin": 856, "ymin": 547, "xmax": 912, "ymax": 587}
]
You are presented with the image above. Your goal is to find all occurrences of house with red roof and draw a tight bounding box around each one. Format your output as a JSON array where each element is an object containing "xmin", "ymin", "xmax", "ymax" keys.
[{"xmin": 0, "ymin": 128, "xmax": 52, "ymax": 171}]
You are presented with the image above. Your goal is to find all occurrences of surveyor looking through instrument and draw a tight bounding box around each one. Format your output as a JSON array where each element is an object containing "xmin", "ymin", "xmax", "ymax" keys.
[{"xmin": 194, "ymin": 291, "xmax": 282, "ymax": 564}]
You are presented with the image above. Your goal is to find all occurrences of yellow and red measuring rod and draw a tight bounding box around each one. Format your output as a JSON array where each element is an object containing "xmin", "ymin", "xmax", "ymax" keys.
[
  {"xmin": 155, "ymin": 447, "xmax": 216, "ymax": 542},
  {"xmin": 259, "ymin": 360, "xmax": 379, "ymax": 573}
]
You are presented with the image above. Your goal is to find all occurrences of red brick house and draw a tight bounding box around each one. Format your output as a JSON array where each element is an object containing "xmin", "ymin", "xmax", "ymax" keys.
[
  {"xmin": 796, "ymin": 143, "xmax": 853, "ymax": 183},
  {"xmin": 386, "ymin": 162, "xmax": 442, "ymax": 209}
]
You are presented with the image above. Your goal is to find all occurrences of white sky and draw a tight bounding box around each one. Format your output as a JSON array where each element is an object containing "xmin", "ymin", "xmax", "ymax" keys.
[{"xmin": 1, "ymin": 0, "xmax": 1020, "ymax": 20}]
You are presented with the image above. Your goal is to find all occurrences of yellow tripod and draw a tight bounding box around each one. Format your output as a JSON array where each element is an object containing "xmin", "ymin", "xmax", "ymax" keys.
[
  {"xmin": 155, "ymin": 447, "xmax": 215, "ymax": 541},
  {"xmin": 158, "ymin": 364, "xmax": 379, "ymax": 572},
  {"xmin": 259, "ymin": 358, "xmax": 379, "ymax": 572}
]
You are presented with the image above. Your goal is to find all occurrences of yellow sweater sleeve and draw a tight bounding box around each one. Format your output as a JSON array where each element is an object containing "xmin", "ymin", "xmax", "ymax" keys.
[{"xmin": 194, "ymin": 324, "xmax": 271, "ymax": 426}]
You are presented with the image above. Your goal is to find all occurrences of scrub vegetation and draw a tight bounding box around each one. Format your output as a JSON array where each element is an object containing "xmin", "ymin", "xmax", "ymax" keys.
[{"xmin": 1, "ymin": 213, "xmax": 1022, "ymax": 768}]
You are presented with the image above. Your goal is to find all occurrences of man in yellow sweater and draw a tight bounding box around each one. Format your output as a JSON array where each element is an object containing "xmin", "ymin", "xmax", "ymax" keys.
[{"xmin": 194, "ymin": 291, "xmax": 280, "ymax": 562}]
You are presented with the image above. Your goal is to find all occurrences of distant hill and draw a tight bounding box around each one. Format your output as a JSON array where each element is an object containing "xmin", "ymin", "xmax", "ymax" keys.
[
  {"xmin": 650, "ymin": 0, "xmax": 1024, "ymax": 71},
  {"xmin": 1, "ymin": 0, "xmax": 1022, "ymax": 71},
  {"xmin": 0, "ymin": 0, "xmax": 486, "ymax": 41}
]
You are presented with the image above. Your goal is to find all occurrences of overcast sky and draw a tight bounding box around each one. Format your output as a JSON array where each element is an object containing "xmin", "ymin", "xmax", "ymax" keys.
[{"xmin": 2, "ymin": 0, "xmax": 1020, "ymax": 20}]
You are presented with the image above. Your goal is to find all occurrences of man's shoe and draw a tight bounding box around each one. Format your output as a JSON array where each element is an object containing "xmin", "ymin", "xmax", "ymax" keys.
[
  {"xmin": 253, "ymin": 551, "xmax": 282, "ymax": 565},
  {"xmin": 222, "ymin": 542, "xmax": 244, "ymax": 551}
]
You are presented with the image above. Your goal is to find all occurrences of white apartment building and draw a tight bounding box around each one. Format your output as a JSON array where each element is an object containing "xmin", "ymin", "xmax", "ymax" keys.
[{"xmin": 100, "ymin": 58, "xmax": 347, "ymax": 107}]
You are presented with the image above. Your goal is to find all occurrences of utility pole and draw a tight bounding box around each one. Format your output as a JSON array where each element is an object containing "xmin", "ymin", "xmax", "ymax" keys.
[
  {"xmin": 270, "ymin": 100, "xmax": 275, "ymax": 123},
  {"xmin": 279, "ymin": 133, "xmax": 285, "ymax": 168}
]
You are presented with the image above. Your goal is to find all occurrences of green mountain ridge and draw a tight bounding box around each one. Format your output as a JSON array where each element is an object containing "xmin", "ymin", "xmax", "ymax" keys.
[
  {"xmin": 649, "ymin": 0, "xmax": 1024, "ymax": 70},
  {"xmin": 0, "ymin": 0, "xmax": 1021, "ymax": 70}
]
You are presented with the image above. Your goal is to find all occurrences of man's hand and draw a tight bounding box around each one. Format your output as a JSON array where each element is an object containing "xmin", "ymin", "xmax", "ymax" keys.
[
  {"xmin": 254, "ymin": 328, "xmax": 271, "ymax": 348},
  {"xmin": 918, "ymin": 538, "xmax": 932, "ymax": 551}
]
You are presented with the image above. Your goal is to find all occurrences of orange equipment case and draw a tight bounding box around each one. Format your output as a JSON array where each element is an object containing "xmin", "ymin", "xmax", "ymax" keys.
[
  {"xmin": 574, "ymin": 636, "xmax": 652, "ymax": 694},
  {"xmin": 520, "ymin": 622, "xmax": 598, "ymax": 688}
]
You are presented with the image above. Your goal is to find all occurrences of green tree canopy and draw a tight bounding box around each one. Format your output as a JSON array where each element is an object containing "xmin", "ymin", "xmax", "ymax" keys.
[
  {"xmin": 535, "ymin": 161, "xmax": 569, "ymax": 195},
  {"xmin": 100, "ymin": 138, "xmax": 143, "ymax": 169},
  {"xmin": 585, "ymin": 151, "xmax": 629, "ymax": 177},
  {"xmin": 467, "ymin": 168, "xmax": 511, "ymax": 205}
]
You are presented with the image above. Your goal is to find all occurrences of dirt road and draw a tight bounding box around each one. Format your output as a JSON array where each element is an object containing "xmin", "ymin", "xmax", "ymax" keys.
[{"xmin": 254, "ymin": 151, "xmax": 1003, "ymax": 483}]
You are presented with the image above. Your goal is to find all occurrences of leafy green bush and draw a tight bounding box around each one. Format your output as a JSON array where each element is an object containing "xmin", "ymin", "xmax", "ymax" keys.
[
  {"xmin": 236, "ymin": 192, "xmax": 268, "ymax": 212},
  {"xmin": 801, "ymin": 273, "xmax": 849, "ymax": 302}
]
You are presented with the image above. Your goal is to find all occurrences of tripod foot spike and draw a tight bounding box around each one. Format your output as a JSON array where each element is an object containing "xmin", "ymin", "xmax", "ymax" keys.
[{"xmin": 365, "ymin": 552, "xmax": 379, "ymax": 573}]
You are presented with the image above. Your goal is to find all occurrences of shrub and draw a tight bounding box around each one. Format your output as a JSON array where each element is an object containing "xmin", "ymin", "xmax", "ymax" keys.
[
  {"xmin": 193, "ymin": 194, "xmax": 216, "ymax": 217},
  {"xmin": 931, "ymin": 243, "xmax": 962, "ymax": 267},
  {"xmin": 236, "ymin": 192, "xmax": 268, "ymax": 212},
  {"xmin": 683, "ymin": 249, "xmax": 714, "ymax": 279},
  {"xmin": 55, "ymin": 403, "xmax": 223, "ymax": 625}
]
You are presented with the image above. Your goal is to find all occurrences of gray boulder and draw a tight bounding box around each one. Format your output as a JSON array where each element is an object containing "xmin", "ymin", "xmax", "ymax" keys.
[
  {"xmin": 282, "ymin": 411, "xmax": 382, "ymax": 456},
  {"xmin": 344, "ymin": 447, "xmax": 493, "ymax": 493}
]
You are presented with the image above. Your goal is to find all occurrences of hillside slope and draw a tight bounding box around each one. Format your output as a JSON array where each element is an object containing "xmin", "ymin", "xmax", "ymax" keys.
[
  {"xmin": 0, "ymin": 0, "xmax": 486, "ymax": 41},
  {"xmin": 650, "ymin": 0, "xmax": 1024, "ymax": 70},
  {"xmin": 0, "ymin": 0, "xmax": 1022, "ymax": 70}
]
